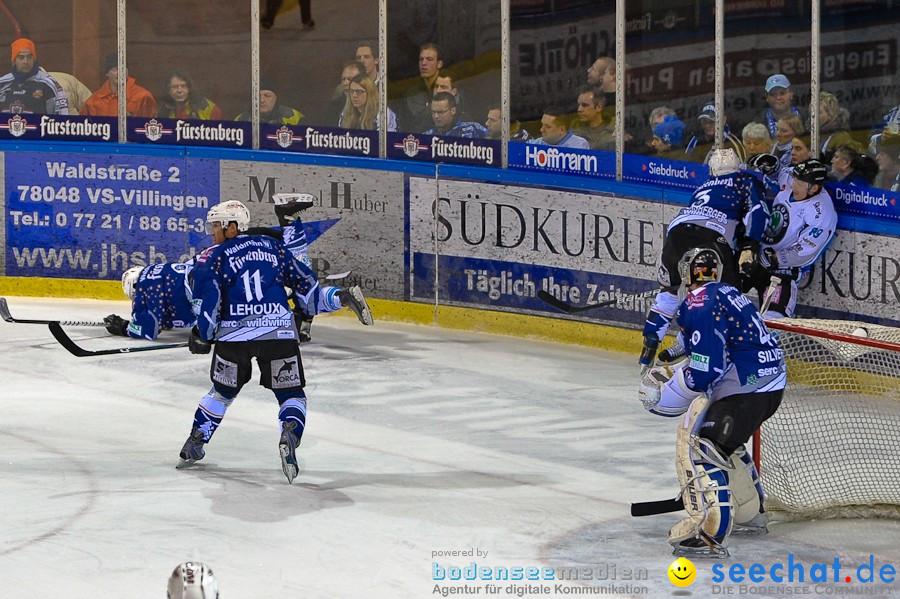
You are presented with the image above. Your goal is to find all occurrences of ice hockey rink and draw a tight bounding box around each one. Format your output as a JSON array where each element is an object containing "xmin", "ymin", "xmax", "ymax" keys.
[{"xmin": 2, "ymin": 296, "xmax": 899, "ymax": 598}]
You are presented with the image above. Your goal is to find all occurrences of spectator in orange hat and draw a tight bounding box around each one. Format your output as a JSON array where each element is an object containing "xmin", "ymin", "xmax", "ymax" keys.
[
  {"xmin": 81, "ymin": 53, "xmax": 157, "ymax": 117},
  {"xmin": 0, "ymin": 38, "xmax": 69, "ymax": 114}
]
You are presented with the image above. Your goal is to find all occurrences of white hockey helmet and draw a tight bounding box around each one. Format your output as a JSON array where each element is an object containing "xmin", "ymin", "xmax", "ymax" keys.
[
  {"xmin": 167, "ymin": 562, "xmax": 219, "ymax": 599},
  {"xmin": 121, "ymin": 265, "xmax": 144, "ymax": 300},
  {"xmin": 206, "ymin": 200, "xmax": 250, "ymax": 233},
  {"xmin": 708, "ymin": 148, "xmax": 740, "ymax": 176}
]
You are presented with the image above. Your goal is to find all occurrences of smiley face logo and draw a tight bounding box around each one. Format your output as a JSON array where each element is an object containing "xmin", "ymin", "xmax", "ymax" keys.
[{"xmin": 668, "ymin": 557, "xmax": 696, "ymax": 587}]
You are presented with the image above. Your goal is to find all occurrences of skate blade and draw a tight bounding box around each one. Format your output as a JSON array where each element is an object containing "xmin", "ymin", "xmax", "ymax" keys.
[
  {"xmin": 672, "ymin": 543, "xmax": 729, "ymax": 559},
  {"xmin": 279, "ymin": 444, "xmax": 298, "ymax": 484},
  {"xmin": 733, "ymin": 524, "xmax": 769, "ymax": 536},
  {"xmin": 176, "ymin": 458, "xmax": 197, "ymax": 469},
  {"xmin": 349, "ymin": 287, "xmax": 374, "ymax": 325}
]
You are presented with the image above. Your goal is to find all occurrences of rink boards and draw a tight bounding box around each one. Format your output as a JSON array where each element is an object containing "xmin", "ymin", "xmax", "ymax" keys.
[{"xmin": 0, "ymin": 142, "xmax": 899, "ymax": 329}]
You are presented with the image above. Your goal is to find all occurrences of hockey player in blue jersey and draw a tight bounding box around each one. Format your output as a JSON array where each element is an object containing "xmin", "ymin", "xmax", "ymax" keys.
[
  {"xmin": 103, "ymin": 194, "xmax": 372, "ymax": 342},
  {"xmin": 638, "ymin": 247, "xmax": 785, "ymax": 557},
  {"xmin": 640, "ymin": 148, "xmax": 769, "ymax": 370},
  {"xmin": 178, "ymin": 199, "xmax": 324, "ymax": 483}
]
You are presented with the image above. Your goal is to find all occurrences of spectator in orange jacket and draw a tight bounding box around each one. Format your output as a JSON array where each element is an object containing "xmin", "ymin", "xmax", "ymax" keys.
[{"xmin": 81, "ymin": 53, "xmax": 157, "ymax": 117}]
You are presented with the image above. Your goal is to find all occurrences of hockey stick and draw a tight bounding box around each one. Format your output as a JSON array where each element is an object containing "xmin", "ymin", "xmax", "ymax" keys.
[
  {"xmin": 537, "ymin": 288, "xmax": 660, "ymax": 314},
  {"xmin": 0, "ymin": 297, "xmax": 105, "ymax": 327},
  {"xmin": 759, "ymin": 275, "xmax": 782, "ymax": 315},
  {"xmin": 631, "ymin": 496, "xmax": 684, "ymax": 517},
  {"xmin": 48, "ymin": 321, "xmax": 188, "ymax": 357}
]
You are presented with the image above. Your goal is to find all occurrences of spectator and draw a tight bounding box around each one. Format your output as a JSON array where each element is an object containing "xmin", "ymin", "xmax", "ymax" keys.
[
  {"xmin": 355, "ymin": 41, "xmax": 380, "ymax": 85},
  {"xmin": 326, "ymin": 60, "xmax": 365, "ymax": 126},
  {"xmin": 46, "ymin": 70, "xmax": 91, "ymax": 113},
  {"xmin": 529, "ymin": 106, "xmax": 589, "ymax": 149},
  {"xmin": 685, "ymin": 102, "xmax": 745, "ymax": 164},
  {"xmin": 816, "ymin": 91, "xmax": 856, "ymax": 163},
  {"xmin": 423, "ymin": 91, "xmax": 487, "ymax": 138},
  {"xmin": 572, "ymin": 86, "xmax": 614, "ymax": 151},
  {"xmin": 235, "ymin": 79, "xmax": 302, "ymax": 125},
  {"xmin": 770, "ymin": 134, "xmax": 814, "ymax": 192},
  {"xmin": 773, "ymin": 114, "xmax": 805, "ymax": 169},
  {"xmin": 586, "ymin": 56, "xmax": 616, "ymax": 118},
  {"xmin": 741, "ymin": 122, "xmax": 773, "ymax": 158},
  {"xmin": 398, "ymin": 42, "xmax": 444, "ymax": 133},
  {"xmin": 432, "ymin": 71, "xmax": 469, "ymax": 121},
  {"xmin": 484, "ymin": 105, "xmax": 530, "ymax": 142},
  {"xmin": 338, "ymin": 74, "xmax": 397, "ymax": 132},
  {"xmin": 757, "ymin": 73, "xmax": 801, "ymax": 139},
  {"xmin": 158, "ymin": 69, "xmax": 222, "ymax": 120},
  {"xmin": 872, "ymin": 133, "xmax": 900, "ymax": 191},
  {"xmin": 81, "ymin": 53, "xmax": 157, "ymax": 118},
  {"xmin": 262, "ymin": 0, "xmax": 314, "ymax": 30},
  {"xmin": 650, "ymin": 114, "xmax": 687, "ymax": 159},
  {"xmin": 829, "ymin": 144, "xmax": 877, "ymax": 186},
  {"xmin": 641, "ymin": 106, "xmax": 677, "ymax": 154},
  {"xmin": 0, "ymin": 38, "xmax": 69, "ymax": 114}
]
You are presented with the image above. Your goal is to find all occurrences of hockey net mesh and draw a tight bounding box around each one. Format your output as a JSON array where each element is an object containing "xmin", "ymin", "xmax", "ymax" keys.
[{"xmin": 759, "ymin": 318, "xmax": 900, "ymax": 521}]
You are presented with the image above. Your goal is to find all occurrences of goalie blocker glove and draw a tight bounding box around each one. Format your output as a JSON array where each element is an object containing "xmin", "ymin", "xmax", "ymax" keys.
[
  {"xmin": 104, "ymin": 314, "xmax": 129, "ymax": 337},
  {"xmin": 746, "ymin": 153, "xmax": 779, "ymax": 176}
]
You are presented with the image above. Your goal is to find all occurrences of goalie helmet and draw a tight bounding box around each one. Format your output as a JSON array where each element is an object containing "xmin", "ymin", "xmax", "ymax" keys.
[
  {"xmin": 206, "ymin": 200, "xmax": 250, "ymax": 233},
  {"xmin": 167, "ymin": 562, "xmax": 219, "ymax": 599},
  {"xmin": 121, "ymin": 265, "xmax": 143, "ymax": 300},
  {"xmin": 708, "ymin": 148, "xmax": 740, "ymax": 176},
  {"xmin": 678, "ymin": 248, "xmax": 722, "ymax": 298}
]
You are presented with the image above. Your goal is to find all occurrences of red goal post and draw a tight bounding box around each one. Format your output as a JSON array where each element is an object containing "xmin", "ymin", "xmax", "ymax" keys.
[{"xmin": 753, "ymin": 317, "xmax": 900, "ymax": 520}]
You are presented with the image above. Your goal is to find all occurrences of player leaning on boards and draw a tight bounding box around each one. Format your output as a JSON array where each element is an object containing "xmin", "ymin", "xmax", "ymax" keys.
[
  {"xmin": 639, "ymin": 149, "xmax": 769, "ymax": 371},
  {"xmin": 177, "ymin": 200, "xmax": 368, "ymax": 483},
  {"xmin": 638, "ymin": 248, "xmax": 786, "ymax": 558},
  {"xmin": 739, "ymin": 158, "xmax": 837, "ymax": 320}
]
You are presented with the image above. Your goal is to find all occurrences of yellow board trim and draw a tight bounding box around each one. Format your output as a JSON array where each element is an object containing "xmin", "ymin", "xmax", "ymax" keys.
[{"xmin": 0, "ymin": 276, "xmax": 644, "ymax": 354}]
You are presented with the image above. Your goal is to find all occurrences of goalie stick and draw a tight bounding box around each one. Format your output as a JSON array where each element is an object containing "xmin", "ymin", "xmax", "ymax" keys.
[
  {"xmin": 48, "ymin": 321, "xmax": 188, "ymax": 357},
  {"xmin": 631, "ymin": 496, "xmax": 684, "ymax": 517},
  {"xmin": 537, "ymin": 288, "xmax": 660, "ymax": 314},
  {"xmin": 0, "ymin": 297, "xmax": 105, "ymax": 327}
]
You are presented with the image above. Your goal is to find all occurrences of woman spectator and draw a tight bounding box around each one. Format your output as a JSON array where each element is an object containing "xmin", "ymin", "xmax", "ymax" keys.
[
  {"xmin": 773, "ymin": 114, "xmax": 805, "ymax": 170},
  {"xmin": 872, "ymin": 133, "xmax": 900, "ymax": 191},
  {"xmin": 742, "ymin": 122, "xmax": 773, "ymax": 159},
  {"xmin": 157, "ymin": 69, "xmax": 222, "ymax": 120},
  {"xmin": 338, "ymin": 74, "xmax": 397, "ymax": 132},
  {"xmin": 829, "ymin": 144, "xmax": 877, "ymax": 186},
  {"xmin": 817, "ymin": 92, "xmax": 856, "ymax": 163}
]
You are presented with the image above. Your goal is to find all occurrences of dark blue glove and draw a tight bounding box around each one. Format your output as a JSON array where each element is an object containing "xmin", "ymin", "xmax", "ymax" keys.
[{"xmin": 188, "ymin": 327, "xmax": 212, "ymax": 355}]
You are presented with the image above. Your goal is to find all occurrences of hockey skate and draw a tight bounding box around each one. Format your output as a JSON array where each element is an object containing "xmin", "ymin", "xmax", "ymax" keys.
[
  {"xmin": 176, "ymin": 428, "xmax": 206, "ymax": 469},
  {"xmin": 339, "ymin": 286, "xmax": 374, "ymax": 326},
  {"xmin": 279, "ymin": 421, "xmax": 301, "ymax": 484},
  {"xmin": 273, "ymin": 193, "xmax": 315, "ymax": 227},
  {"xmin": 732, "ymin": 511, "xmax": 769, "ymax": 536},
  {"xmin": 671, "ymin": 534, "xmax": 730, "ymax": 559},
  {"xmin": 658, "ymin": 340, "xmax": 686, "ymax": 364}
]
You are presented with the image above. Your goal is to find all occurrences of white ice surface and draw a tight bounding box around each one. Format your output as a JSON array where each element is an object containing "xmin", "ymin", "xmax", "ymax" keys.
[{"xmin": 1, "ymin": 297, "xmax": 898, "ymax": 598}]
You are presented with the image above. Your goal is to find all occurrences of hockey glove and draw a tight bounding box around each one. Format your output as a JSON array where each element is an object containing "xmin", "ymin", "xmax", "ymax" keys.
[
  {"xmin": 738, "ymin": 240, "xmax": 760, "ymax": 276},
  {"xmin": 747, "ymin": 153, "xmax": 779, "ymax": 176},
  {"xmin": 639, "ymin": 366, "xmax": 669, "ymax": 413},
  {"xmin": 188, "ymin": 327, "xmax": 212, "ymax": 355},
  {"xmin": 762, "ymin": 247, "xmax": 779, "ymax": 270},
  {"xmin": 104, "ymin": 314, "xmax": 129, "ymax": 337}
]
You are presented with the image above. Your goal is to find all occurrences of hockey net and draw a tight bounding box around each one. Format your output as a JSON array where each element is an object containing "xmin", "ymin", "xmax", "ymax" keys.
[{"xmin": 757, "ymin": 317, "xmax": 900, "ymax": 521}]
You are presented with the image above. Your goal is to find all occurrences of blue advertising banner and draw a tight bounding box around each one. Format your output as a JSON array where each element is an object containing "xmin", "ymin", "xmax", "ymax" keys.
[
  {"xmin": 507, "ymin": 141, "xmax": 615, "ymax": 179},
  {"xmin": 622, "ymin": 153, "xmax": 707, "ymax": 191},
  {"xmin": 828, "ymin": 182, "xmax": 900, "ymax": 221},
  {"xmin": 386, "ymin": 132, "xmax": 500, "ymax": 167},
  {"xmin": 5, "ymin": 152, "xmax": 219, "ymax": 279},
  {"xmin": 0, "ymin": 113, "xmax": 116, "ymax": 142},
  {"xmin": 260, "ymin": 123, "xmax": 378, "ymax": 157},
  {"xmin": 128, "ymin": 116, "xmax": 250, "ymax": 149},
  {"xmin": 411, "ymin": 252, "xmax": 657, "ymax": 327}
]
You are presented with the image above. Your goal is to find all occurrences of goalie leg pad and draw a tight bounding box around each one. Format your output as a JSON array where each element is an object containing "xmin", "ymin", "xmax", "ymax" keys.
[{"xmin": 670, "ymin": 398, "xmax": 734, "ymax": 556}]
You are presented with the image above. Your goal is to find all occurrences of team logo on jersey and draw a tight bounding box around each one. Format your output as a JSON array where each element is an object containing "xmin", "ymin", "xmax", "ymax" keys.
[
  {"xmin": 763, "ymin": 205, "xmax": 789, "ymax": 244},
  {"xmin": 32, "ymin": 89, "xmax": 44, "ymax": 99},
  {"xmin": 686, "ymin": 287, "xmax": 708, "ymax": 309}
]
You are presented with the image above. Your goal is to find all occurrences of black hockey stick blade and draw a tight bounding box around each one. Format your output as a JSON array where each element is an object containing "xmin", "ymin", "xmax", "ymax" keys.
[
  {"xmin": 631, "ymin": 496, "xmax": 684, "ymax": 517},
  {"xmin": 536, "ymin": 290, "xmax": 616, "ymax": 314},
  {"xmin": 48, "ymin": 321, "xmax": 188, "ymax": 357},
  {"xmin": 0, "ymin": 297, "xmax": 105, "ymax": 326}
]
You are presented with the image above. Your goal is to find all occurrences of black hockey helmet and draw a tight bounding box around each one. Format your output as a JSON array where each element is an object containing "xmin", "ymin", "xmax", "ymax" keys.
[{"xmin": 792, "ymin": 158, "xmax": 828, "ymax": 185}]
